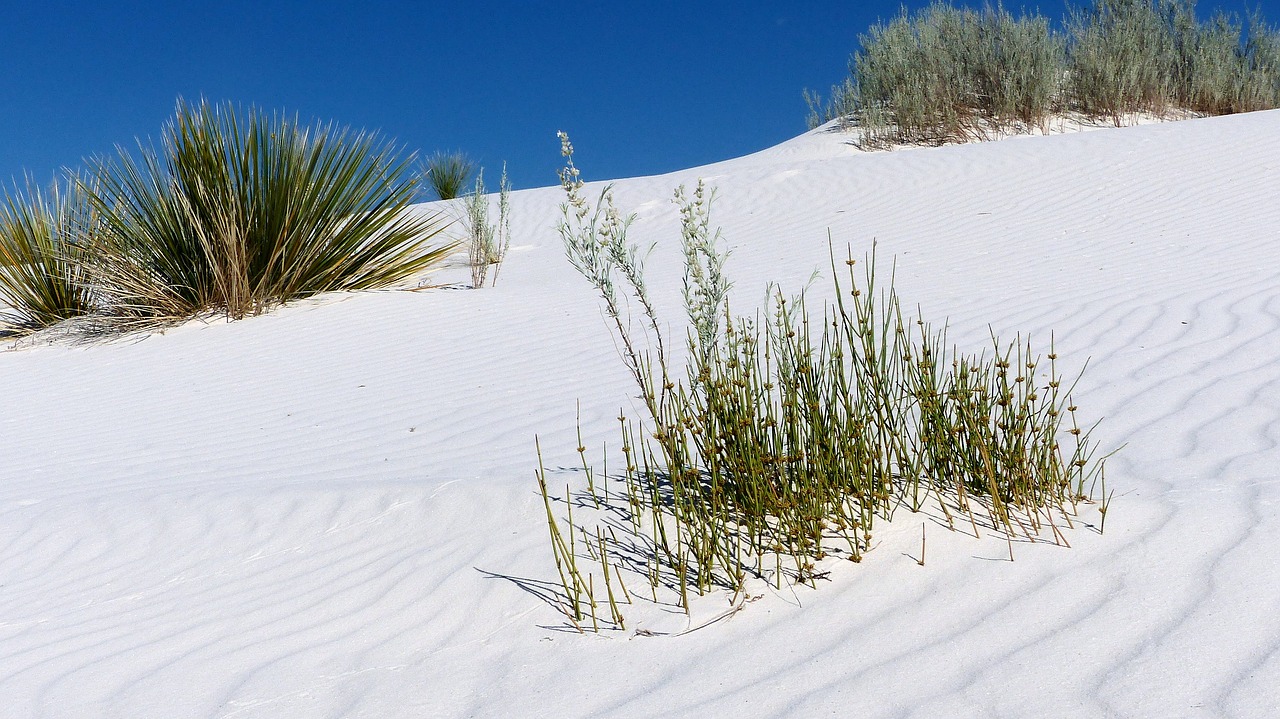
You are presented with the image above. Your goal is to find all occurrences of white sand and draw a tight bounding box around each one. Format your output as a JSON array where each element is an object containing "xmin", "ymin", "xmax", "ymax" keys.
[{"xmin": 3, "ymin": 110, "xmax": 1279, "ymax": 718}]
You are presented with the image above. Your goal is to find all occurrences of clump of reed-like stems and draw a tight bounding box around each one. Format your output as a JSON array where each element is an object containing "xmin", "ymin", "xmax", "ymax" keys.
[
  {"xmin": 807, "ymin": 0, "xmax": 1280, "ymax": 146},
  {"xmin": 464, "ymin": 164, "xmax": 512, "ymax": 288},
  {"xmin": 537, "ymin": 136, "xmax": 1115, "ymax": 632}
]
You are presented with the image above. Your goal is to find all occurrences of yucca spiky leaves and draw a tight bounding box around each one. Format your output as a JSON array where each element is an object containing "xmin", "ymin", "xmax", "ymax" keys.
[
  {"xmin": 82, "ymin": 98, "xmax": 454, "ymax": 324},
  {"xmin": 0, "ymin": 179, "xmax": 96, "ymax": 333},
  {"xmin": 424, "ymin": 151, "xmax": 475, "ymax": 201}
]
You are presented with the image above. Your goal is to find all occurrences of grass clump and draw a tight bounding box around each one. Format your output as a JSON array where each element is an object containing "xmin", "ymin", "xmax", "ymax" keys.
[
  {"xmin": 464, "ymin": 164, "xmax": 512, "ymax": 288},
  {"xmin": 0, "ymin": 178, "xmax": 97, "ymax": 333},
  {"xmin": 536, "ymin": 137, "xmax": 1115, "ymax": 633},
  {"xmin": 808, "ymin": 0, "xmax": 1280, "ymax": 146},
  {"xmin": 423, "ymin": 151, "xmax": 475, "ymax": 200},
  {"xmin": 81, "ymin": 99, "xmax": 452, "ymax": 325}
]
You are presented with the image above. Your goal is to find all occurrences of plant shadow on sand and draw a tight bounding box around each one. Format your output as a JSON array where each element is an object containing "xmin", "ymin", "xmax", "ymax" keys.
[{"xmin": 514, "ymin": 135, "xmax": 1116, "ymax": 635}]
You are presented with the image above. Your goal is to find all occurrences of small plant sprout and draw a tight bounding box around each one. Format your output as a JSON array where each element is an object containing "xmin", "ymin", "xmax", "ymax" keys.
[
  {"xmin": 535, "ymin": 137, "xmax": 1117, "ymax": 633},
  {"xmin": 464, "ymin": 165, "xmax": 513, "ymax": 289},
  {"xmin": 919, "ymin": 523, "xmax": 927, "ymax": 567}
]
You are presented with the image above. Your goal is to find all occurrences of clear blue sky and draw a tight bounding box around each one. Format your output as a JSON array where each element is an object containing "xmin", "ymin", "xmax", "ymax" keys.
[{"xmin": 2, "ymin": 0, "xmax": 1275, "ymax": 192}]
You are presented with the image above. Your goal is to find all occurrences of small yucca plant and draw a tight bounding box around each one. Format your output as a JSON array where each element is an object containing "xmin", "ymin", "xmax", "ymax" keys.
[
  {"xmin": 82, "ymin": 99, "xmax": 453, "ymax": 324},
  {"xmin": 424, "ymin": 151, "xmax": 475, "ymax": 201},
  {"xmin": 0, "ymin": 178, "xmax": 97, "ymax": 333}
]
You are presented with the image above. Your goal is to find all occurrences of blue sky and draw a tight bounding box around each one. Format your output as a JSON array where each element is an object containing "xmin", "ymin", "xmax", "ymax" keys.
[{"xmin": 2, "ymin": 0, "xmax": 1276, "ymax": 193}]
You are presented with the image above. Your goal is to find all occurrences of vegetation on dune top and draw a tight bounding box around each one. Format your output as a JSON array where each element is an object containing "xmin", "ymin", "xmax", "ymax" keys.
[
  {"xmin": 0, "ymin": 99, "xmax": 458, "ymax": 336},
  {"xmin": 806, "ymin": 0, "xmax": 1280, "ymax": 147},
  {"xmin": 423, "ymin": 151, "xmax": 476, "ymax": 201},
  {"xmin": 85, "ymin": 99, "xmax": 454, "ymax": 324},
  {"xmin": 0, "ymin": 178, "xmax": 96, "ymax": 332}
]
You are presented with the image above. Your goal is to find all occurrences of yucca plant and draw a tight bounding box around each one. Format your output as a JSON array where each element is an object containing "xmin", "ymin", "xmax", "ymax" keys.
[
  {"xmin": 82, "ymin": 99, "xmax": 453, "ymax": 324},
  {"xmin": 424, "ymin": 151, "xmax": 475, "ymax": 201},
  {"xmin": 0, "ymin": 178, "xmax": 97, "ymax": 333}
]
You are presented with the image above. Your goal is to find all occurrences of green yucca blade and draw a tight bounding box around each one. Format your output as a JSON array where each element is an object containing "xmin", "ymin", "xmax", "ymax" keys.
[{"xmin": 0, "ymin": 179, "xmax": 97, "ymax": 333}]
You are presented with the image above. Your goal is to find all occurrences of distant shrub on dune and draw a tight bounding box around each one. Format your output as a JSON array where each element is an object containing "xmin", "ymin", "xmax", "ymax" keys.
[
  {"xmin": 1066, "ymin": 0, "xmax": 1179, "ymax": 121},
  {"xmin": 807, "ymin": 0, "xmax": 1280, "ymax": 146},
  {"xmin": 423, "ymin": 151, "xmax": 475, "ymax": 201},
  {"xmin": 1238, "ymin": 13, "xmax": 1280, "ymax": 110},
  {"xmin": 849, "ymin": 3, "xmax": 1062, "ymax": 146}
]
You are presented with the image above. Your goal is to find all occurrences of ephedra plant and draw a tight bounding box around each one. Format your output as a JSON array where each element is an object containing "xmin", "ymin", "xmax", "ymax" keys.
[{"xmin": 536, "ymin": 134, "xmax": 1115, "ymax": 633}]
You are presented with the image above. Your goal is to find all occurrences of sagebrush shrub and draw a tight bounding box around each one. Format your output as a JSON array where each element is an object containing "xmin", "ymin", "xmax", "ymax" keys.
[
  {"xmin": 847, "ymin": 3, "xmax": 1064, "ymax": 146},
  {"xmin": 808, "ymin": 0, "xmax": 1280, "ymax": 144},
  {"xmin": 464, "ymin": 165, "xmax": 513, "ymax": 288}
]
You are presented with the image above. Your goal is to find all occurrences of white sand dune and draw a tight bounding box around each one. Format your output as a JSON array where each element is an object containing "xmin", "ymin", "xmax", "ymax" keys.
[{"xmin": 3, "ymin": 110, "xmax": 1279, "ymax": 718}]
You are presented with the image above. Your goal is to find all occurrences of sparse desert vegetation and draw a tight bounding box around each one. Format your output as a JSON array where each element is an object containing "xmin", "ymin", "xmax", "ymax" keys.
[
  {"xmin": 0, "ymin": 177, "xmax": 97, "ymax": 332},
  {"xmin": 423, "ymin": 151, "xmax": 476, "ymax": 201},
  {"xmin": 9, "ymin": 0, "xmax": 1280, "ymax": 715},
  {"xmin": 463, "ymin": 165, "xmax": 513, "ymax": 289},
  {"xmin": 0, "ymin": 99, "xmax": 456, "ymax": 334},
  {"xmin": 538, "ymin": 136, "xmax": 1112, "ymax": 631},
  {"xmin": 806, "ymin": 0, "xmax": 1280, "ymax": 146}
]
